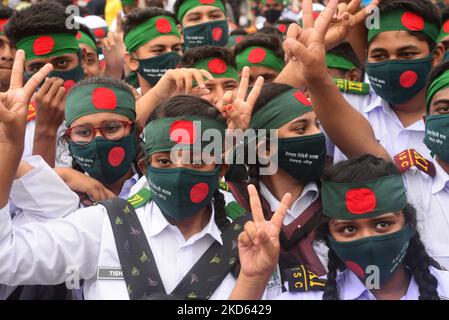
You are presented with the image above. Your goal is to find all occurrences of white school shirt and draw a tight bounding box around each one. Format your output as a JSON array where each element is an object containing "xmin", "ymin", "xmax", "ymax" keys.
[
  {"xmin": 276, "ymin": 266, "xmax": 449, "ymax": 300},
  {"xmin": 258, "ymin": 181, "xmax": 329, "ymax": 271},
  {"xmin": 23, "ymin": 120, "xmax": 72, "ymax": 168},
  {"xmin": 1, "ymin": 155, "xmax": 80, "ymax": 300},
  {"xmin": 402, "ymin": 159, "xmax": 449, "ymax": 270},
  {"xmin": 0, "ymin": 175, "xmax": 282, "ymax": 300},
  {"xmin": 327, "ymin": 93, "xmax": 431, "ymax": 163}
]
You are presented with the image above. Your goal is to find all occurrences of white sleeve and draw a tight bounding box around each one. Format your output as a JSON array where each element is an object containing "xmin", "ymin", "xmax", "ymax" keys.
[
  {"xmin": 0, "ymin": 204, "xmax": 106, "ymax": 286},
  {"xmin": 9, "ymin": 155, "xmax": 80, "ymax": 223}
]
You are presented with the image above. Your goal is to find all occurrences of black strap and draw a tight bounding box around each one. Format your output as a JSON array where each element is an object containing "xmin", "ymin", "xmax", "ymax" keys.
[{"xmin": 101, "ymin": 198, "xmax": 251, "ymax": 300}]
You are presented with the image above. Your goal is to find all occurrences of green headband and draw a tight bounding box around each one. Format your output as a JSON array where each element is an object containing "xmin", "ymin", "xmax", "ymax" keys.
[
  {"xmin": 227, "ymin": 34, "xmax": 244, "ymax": 47},
  {"xmin": 326, "ymin": 53, "xmax": 356, "ymax": 71},
  {"xmin": 426, "ymin": 69, "xmax": 449, "ymax": 113},
  {"xmin": 321, "ymin": 175, "xmax": 407, "ymax": 220},
  {"xmin": 17, "ymin": 33, "xmax": 80, "ymax": 62},
  {"xmin": 192, "ymin": 57, "xmax": 238, "ymax": 80},
  {"xmin": 236, "ymin": 46, "xmax": 284, "ymax": 72},
  {"xmin": 65, "ymin": 84, "xmax": 136, "ymax": 127},
  {"xmin": 124, "ymin": 16, "xmax": 180, "ymax": 53},
  {"xmin": 250, "ymin": 89, "xmax": 312, "ymax": 130},
  {"xmin": 438, "ymin": 20, "xmax": 449, "ymax": 43},
  {"xmin": 144, "ymin": 116, "xmax": 227, "ymax": 156},
  {"xmin": 76, "ymin": 31, "xmax": 98, "ymax": 54},
  {"xmin": 367, "ymin": 9, "xmax": 439, "ymax": 43},
  {"xmin": 177, "ymin": 0, "xmax": 226, "ymax": 22},
  {"xmin": 261, "ymin": 0, "xmax": 283, "ymax": 5}
]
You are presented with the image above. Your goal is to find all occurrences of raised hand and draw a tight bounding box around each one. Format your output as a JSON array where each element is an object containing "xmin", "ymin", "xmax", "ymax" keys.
[
  {"xmin": 238, "ymin": 184, "xmax": 292, "ymax": 279},
  {"xmin": 0, "ymin": 50, "xmax": 52, "ymax": 145},
  {"xmin": 102, "ymin": 12, "xmax": 126, "ymax": 80},
  {"xmin": 215, "ymin": 66, "xmax": 264, "ymax": 130}
]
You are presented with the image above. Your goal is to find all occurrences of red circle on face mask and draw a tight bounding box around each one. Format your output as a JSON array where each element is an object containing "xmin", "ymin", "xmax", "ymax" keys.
[
  {"xmin": 345, "ymin": 188, "xmax": 376, "ymax": 214},
  {"xmin": 345, "ymin": 260, "xmax": 365, "ymax": 278},
  {"xmin": 33, "ymin": 36, "xmax": 55, "ymax": 56},
  {"xmin": 63, "ymin": 80, "xmax": 76, "ymax": 90},
  {"xmin": 199, "ymin": 0, "xmax": 215, "ymax": 4},
  {"xmin": 108, "ymin": 146, "xmax": 126, "ymax": 167},
  {"xmin": 190, "ymin": 182, "xmax": 210, "ymax": 203},
  {"xmin": 94, "ymin": 28, "xmax": 106, "ymax": 38},
  {"xmin": 76, "ymin": 32, "xmax": 82, "ymax": 40},
  {"xmin": 401, "ymin": 12, "xmax": 425, "ymax": 31},
  {"xmin": 91, "ymin": 87, "xmax": 118, "ymax": 110},
  {"xmin": 248, "ymin": 47, "xmax": 266, "ymax": 64},
  {"xmin": 208, "ymin": 58, "xmax": 227, "ymax": 74},
  {"xmin": 212, "ymin": 27, "xmax": 223, "ymax": 41},
  {"xmin": 169, "ymin": 120, "xmax": 196, "ymax": 144},
  {"xmin": 155, "ymin": 18, "xmax": 172, "ymax": 34},
  {"xmin": 399, "ymin": 70, "xmax": 418, "ymax": 88},
  {"xmin": 293, "ymin": 91, "xmax": 312, "ymax": 107}
]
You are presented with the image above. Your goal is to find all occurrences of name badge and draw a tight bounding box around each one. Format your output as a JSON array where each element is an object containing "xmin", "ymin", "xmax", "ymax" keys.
[{"xmin": 97, "ymin": 267, "xmax": 124, "ymax": 280}]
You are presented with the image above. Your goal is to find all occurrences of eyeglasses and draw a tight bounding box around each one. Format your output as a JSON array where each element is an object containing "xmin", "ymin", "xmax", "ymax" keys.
[{"xmin": 66, "ymin": 120, "xmax": 133, "ymax": 145}]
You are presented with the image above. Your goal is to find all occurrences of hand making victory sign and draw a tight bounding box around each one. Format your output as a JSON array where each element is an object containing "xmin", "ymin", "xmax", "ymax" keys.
[
  {"xmin": 216, "ymin": 66, "xmax": 264, "ymax": 130},
  {"xmin": 229, "ymin": 185, "xmax": 291, "ymax": 300},
  {"xmin": 0, "ymin": 49, "xmax": 52, "ymax": 207}
]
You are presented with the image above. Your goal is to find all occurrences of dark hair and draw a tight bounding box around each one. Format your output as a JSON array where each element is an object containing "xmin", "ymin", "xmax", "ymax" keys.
[
  {"xmin": 315, "ymin": 155, "xmax": 441, "ymax": 300},
  {"xmin": 5, "ymin": 2, "xmax": 76, "ymax": 45},
  {"xmin": 180, "ymin": 45, "xmax": 236, "ymax": 68},
  {"xmin": 149, "ymin": 95, "xmax": 230, "ymax": 232},
  {"xmin": 47, "ymin": 0, "xmax": 73, "ymax": 7},
  {"xmin": 441, "ymin": 6, "xmax": 449, "ymax": 24},
  {"xmin": 63, "ymin": 76, "xmax": 145, "ymax": 177},
  {"xmin": 230, "ymin": 28, "xmax": 248, "ymax": 36},
  {"xmin": 369, "ymin": 0, "xmax": 441, "ymax": 51},
  {"xmin": 327, "ymin": 41, "xmax": 364, "ymax": 74},
  {"xmin": 123, "ymin": 7, "xmax": 178, "ymax": 38},
  {"xmin": 247, "ymin": 83, "xmax": 293, "ymax": 191},
  {"xmin": 234, "ymin": 32, "xmax": 284, "ymax": 60},
  {"xmin": 0, "ymin": 4, "xmax": 14, "ymax": 19},
  {"xmin": 173, "ymin": 0, "xmax": 227, "ymax": 19}
]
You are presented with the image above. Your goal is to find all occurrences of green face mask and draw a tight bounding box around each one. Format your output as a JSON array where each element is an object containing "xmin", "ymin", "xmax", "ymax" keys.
[
  {"xmin": 276, "ymin": 133, "xmax": 326, "ymax": 184},
  {"xmin": 137, "ymin": 52, "xmax": 181, "ymax": 87},
  {"xmin": 366, "ymin": 55, "xmax": 432, "ymax": 105},
  {"xmin": 328, "ymin": 224, "xmax": 415, "ymax": 285},
  {"xmin": 424, "ymin": 114, "xmax": 449, "ymax": 163},
  {"xmin": 25, "ymin": 62, "xmax": 85, "ymax": 91},
  {"xmin": 183, "ymin": 20, "xmax": 229, "ymax": 49},
  {"xmin": 146, "ymin": 166, "xmax": 220, "ymax": 220},
  {"xmin": 68, "ymin": 131, "xmax": 137, "ymax": 185}
]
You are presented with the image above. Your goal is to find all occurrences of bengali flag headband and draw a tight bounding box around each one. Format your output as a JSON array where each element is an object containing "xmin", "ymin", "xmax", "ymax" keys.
[
  {"xmin": 367, "ymin": 9, "xmax": 439, "ymax": 43},
  {"xmin": 16, "ymin": 33, "xmax": 80, "ymax": 62},
  {"xmin": 124, "ymin": 16, "xmax": 180, "ymax": 53},
  {"xmin": 65, "ymin": 83, "xmax": 136, "ymax": 127},
  {"xmin": 321, "ymin": 175, "xmax": 408, "ymax": 220}
]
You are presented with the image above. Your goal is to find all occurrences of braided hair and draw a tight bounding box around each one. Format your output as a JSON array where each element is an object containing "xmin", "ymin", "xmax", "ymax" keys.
[
  {"xmin": 149, "ymin": 95, "xmax": 231, "ymax": 232},
  {"xmin": 315, "ymin": 155, "xmax": 441, "ymax": 300}
]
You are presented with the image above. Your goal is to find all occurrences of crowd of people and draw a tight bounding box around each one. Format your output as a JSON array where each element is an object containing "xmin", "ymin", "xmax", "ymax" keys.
[{"xmin": 0, "ymin": 0, "xmax": 449, "ymax": 300}]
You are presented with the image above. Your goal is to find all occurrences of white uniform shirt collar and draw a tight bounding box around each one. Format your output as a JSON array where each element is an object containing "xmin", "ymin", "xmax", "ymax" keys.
[
  {"xmin": 259, "ymin": 181, "xmax": 319, "ymax": 222},
  {"xmin": 432, "ymin": 159, "xmax": 449, "ymax": 195},
  {"xmin": 146, "ymin": 201, "xmax": 223, "ymax": 246},
  {"xmin": 364, "ymin": 96, "xmax": 425, "ymax": 132}
]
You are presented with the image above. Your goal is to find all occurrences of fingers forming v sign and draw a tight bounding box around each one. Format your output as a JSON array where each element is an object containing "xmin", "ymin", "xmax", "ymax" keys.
[
  {"xmin": 216, "ymin": 66, "xmax": 264, "ymax": 130},
  {"xmin": 0, "ymin": 50, "xmax": 52, "ymax": 143},
  {"xmin": 238, "ymin": 184, "xmax": 292, "ymax": 278}
]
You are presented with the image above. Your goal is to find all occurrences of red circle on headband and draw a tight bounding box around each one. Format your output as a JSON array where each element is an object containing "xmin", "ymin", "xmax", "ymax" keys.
[
  {"xmin": 76, "ymin": 32, "xmax": 82, "ymax": 40},
  {"xmin": 91, "ymin": 87, "xmax": 118, "ymax": 110},
  {"xmin": 293, "ymin": 91, "xmax": 312, "ymax": 107},
  {"xmin": 208, "ymin": 58, "xmax": 227, "ymax": 74},
  {"xmin": 401, "ymin": 12, "xmax": 424, "ymax": 31},
  {"xmin": 155, "ymin": 18, "xmax": 172, "ymax": 34},
  {"xmin": 94, "ymin": 28, "xmax": 106, "ymax": 38},
  {"xmin": 248, "ymin": 47, "xmax": 266, "ymax": 64},
  {"xmin": 199, "ymin": 0, "xmax": 215, "ymax": 4},
  {"xmin": 33, "ymin": 36, "xmax": 55, "ymax": 56},
  {"xmin": 169, "ymin": 120, "xmax": 196, "ymax": 144},
  {"xmin": 345, "ymin": 188, "xmax": 376, "ymax": 215},
  {"xmin": 444, "ymin": 20, "xmax": 449, "ymax": 33}
]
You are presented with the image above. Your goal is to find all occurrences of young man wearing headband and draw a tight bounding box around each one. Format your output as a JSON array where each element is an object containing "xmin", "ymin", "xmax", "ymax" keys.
[
  {"xmin": 77, "ymin": 23, "xmax": 102, "ymax": 78},
  {"xmin": 0, "ymin": 5, "xmax": 15, "ymax": 92},
  {"xmin": 174, "ymin": 0, "xmax": 229, "ymax": 49}
]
